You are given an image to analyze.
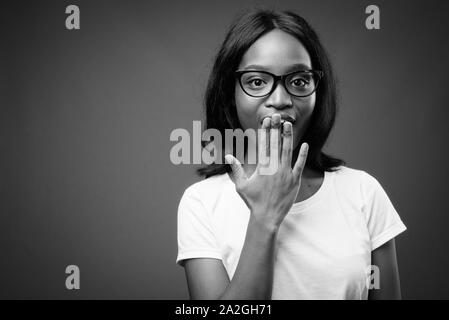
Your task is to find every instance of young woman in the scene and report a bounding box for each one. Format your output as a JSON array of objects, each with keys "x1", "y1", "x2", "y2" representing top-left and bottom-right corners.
[{"x1": 176, "y1": 9, "x2": 407, "y2": 300}]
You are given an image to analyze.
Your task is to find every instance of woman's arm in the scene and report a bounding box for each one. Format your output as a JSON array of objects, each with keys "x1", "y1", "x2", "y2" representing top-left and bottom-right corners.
[
  {"x1": 368, "y1": 238, "x2": 402, "y2": 299},
  {"x1": 184, "y1": 216, "x2": 278, "y2": 300},
  {"x1": 184, "y1": 116, "x2": 308, "y2": 300}
]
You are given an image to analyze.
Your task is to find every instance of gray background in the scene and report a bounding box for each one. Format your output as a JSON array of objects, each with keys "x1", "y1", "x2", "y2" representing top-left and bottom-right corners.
[{"x1": 1, "y1": 0, "x2": 448, "y2": 299}]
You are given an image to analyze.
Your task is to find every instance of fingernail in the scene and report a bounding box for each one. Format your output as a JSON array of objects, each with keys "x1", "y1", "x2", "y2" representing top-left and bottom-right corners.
[
  {"x1": 263, "y1": 117, "x2": 271, "y2": 127},
  {"x1": 303, "y1": 143, "x2": 309, "y2": 152},
  {"x1": 224, "y1": 154, "x2": 233, "y2": 164}
]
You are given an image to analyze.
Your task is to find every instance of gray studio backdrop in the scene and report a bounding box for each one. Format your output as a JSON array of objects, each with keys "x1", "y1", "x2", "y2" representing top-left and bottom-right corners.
[{"x1": 1, "y1": 0, "x2": 448, "y2": 299}]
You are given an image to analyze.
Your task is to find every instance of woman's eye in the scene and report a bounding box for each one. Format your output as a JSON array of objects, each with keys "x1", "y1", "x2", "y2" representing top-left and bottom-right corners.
[
  {"x1": 291, "y1": 78, "x2": 308, "y2": 87},
  {"x1": 248, "y1": 79, "x2": 265, "y2": 87}
]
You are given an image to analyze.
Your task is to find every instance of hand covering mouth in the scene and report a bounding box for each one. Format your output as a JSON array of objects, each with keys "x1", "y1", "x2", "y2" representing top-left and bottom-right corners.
[{"x1": 260, "y1": 114, "x2": 296, "y2": 125}]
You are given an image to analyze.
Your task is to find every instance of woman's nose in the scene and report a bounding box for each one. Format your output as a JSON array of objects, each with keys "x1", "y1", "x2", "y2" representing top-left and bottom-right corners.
[{"x1": 265, "y1": 82, "x2": 293, "y2": 110}]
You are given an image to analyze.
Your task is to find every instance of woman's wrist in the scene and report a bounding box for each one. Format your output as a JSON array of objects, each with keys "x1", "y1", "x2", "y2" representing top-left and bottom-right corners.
[{"x1": 248, "y1": 211, "x2": 280, "y2": 236}]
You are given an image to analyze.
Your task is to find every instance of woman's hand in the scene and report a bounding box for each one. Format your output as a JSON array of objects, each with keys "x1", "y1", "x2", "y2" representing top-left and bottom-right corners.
[{"x1": 225, "y1": 113, "x2": 309, "y2": 231}]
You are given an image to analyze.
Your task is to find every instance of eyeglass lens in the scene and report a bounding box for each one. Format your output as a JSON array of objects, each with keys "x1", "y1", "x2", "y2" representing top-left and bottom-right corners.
[{"x1": 240, "y1": 71, "x2": 318, "y2": 97}]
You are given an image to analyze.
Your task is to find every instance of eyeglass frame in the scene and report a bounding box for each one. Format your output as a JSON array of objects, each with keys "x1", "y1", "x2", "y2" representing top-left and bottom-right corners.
[{"x1": 234, "y1": 69, "x2": 324, "y2": 98}]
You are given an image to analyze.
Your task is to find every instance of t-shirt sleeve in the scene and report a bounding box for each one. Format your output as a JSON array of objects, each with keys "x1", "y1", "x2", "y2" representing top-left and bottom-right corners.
[
  {"x1": 361, "y1": 171, "x2": 407, "y2": 251},
  {"x1": 176, "y1": 186, "x2": 222, "y2": 267}
]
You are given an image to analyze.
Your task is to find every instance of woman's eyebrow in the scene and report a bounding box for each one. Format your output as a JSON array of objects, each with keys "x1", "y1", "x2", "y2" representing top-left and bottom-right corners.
[{"x1": 242, "y1": 63, "x2": 312, "y2": 72}]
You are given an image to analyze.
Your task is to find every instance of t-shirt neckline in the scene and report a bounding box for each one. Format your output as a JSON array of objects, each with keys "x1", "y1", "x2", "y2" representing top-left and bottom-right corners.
[{"x1": 290, "y1": 170, "x2": 331, "y2": 212}]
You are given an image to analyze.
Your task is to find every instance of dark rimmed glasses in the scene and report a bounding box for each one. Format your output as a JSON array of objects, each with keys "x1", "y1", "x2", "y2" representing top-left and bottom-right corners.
[{"x1": 235, "y1": 69, "x2": 324, "y2": 98}]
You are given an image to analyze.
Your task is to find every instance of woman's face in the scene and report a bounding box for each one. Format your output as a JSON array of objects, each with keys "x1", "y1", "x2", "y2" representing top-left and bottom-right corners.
[{"x1": 235, "y1": 29, "x2": 316, "y2": 150}]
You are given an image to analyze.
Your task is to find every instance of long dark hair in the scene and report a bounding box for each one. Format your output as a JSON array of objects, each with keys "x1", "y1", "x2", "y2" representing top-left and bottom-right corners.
[{"x1": 197, "y1": 9, "x2": 345, "y2": 178}]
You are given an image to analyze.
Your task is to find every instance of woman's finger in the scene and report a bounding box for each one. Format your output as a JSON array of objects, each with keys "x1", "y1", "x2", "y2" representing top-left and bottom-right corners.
[
  {"x1": 281, "y1": 121, "x2": 293, "y2": 168},
  {"x1": 292, "y1": 142, "x2": 309, "y2": 180},
  {"x1": 258, "y1": 117, "x2": 271, "y2": 166},
  {"x1": 270, "y1": 115, "x2": 281, "y2": 169},
  {"x1": 225, "y1": 154, "x2": 247, "y2": 186}
]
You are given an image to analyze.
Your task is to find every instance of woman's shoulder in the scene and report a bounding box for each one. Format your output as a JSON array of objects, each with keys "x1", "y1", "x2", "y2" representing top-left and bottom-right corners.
[
  {"x1": 181, "y1": 173, "x2": 232, "y2": 199},
  {"x1": 329, "y1": 165, "x2": 385, "y2": 195},
  {"x1": 330, "y1": 165, "x2": 372, "y2": 180}
]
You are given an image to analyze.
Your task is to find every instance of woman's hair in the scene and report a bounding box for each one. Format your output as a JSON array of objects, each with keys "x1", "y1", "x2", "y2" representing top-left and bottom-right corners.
[{"x1": 197, "y1": 8, "x2": 345, "y2": 178}]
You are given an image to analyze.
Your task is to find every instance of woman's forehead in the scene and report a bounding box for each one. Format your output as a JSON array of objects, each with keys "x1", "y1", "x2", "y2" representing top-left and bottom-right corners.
[{"x1": 238, "y1": 29, "x2": 312, "y2": 73}]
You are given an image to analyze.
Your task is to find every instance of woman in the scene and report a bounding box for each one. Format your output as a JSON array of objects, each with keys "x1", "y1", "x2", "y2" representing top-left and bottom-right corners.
[{"x1": 176, "y1": 9, "x2": 407, "y2": 300}]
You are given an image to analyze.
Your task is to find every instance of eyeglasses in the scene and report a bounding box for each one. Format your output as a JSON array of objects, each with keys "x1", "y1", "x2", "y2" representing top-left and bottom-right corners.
[{"x1": 235, "y1": 69, "x2": 324, "y2": 98}]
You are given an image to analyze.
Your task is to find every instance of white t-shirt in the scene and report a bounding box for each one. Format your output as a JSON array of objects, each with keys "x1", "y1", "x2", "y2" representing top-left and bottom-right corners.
[{"x1": 176, "y1": 166, "x2": 407, "y2": 299}]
